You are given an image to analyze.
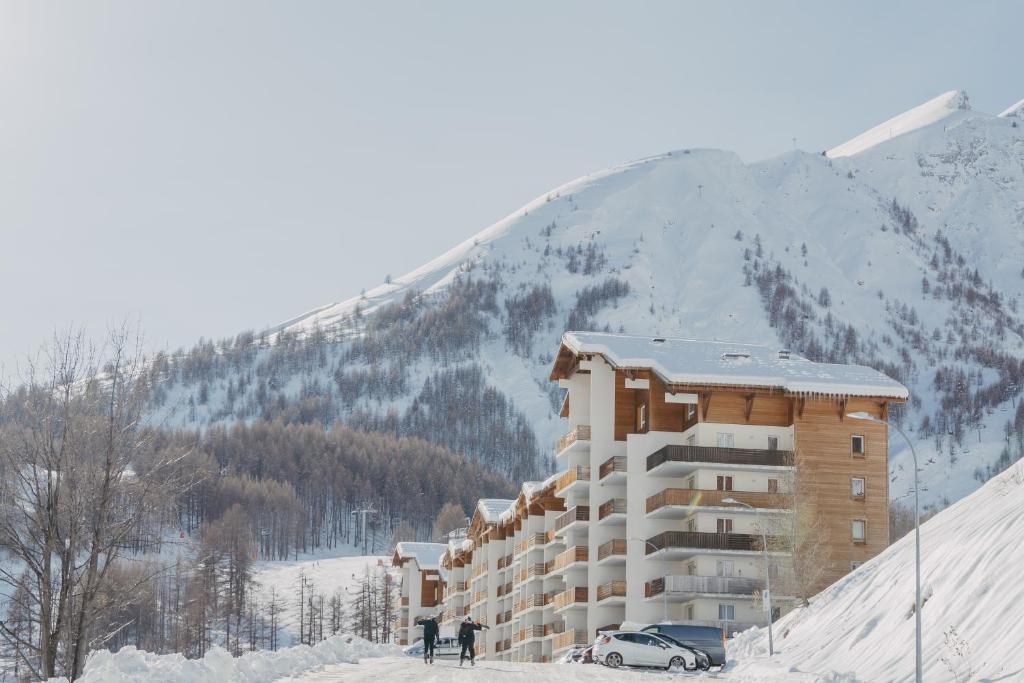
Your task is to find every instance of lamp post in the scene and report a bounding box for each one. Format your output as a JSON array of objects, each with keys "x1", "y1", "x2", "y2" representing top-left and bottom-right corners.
[
  {"x1": 628, "y1": 537, "x2": 668, "y2": 621},
  {"x1": 722, "y1": 498, "x2": 773, "y2": 656},
  {"x1": 847, "y1": 411, "x2": 921, "y2": 683}
]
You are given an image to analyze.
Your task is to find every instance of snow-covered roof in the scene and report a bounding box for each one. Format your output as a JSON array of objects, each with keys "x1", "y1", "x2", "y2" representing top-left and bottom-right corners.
[
  {"x1": 476, "y1": 498, "x2": 515, "y2": 524},
  {"x1": 498, "y1": 482, "x2": 546, "y2": 524},
  {"x1": 827, "y1": 90, "x2": 969, "y2": 158},
  {"x1": 394, "y1": 542, "x2": 447, "y2": 570},
  {"x1": 559, "y1": 331, "x2": 908, "y2": 400}
]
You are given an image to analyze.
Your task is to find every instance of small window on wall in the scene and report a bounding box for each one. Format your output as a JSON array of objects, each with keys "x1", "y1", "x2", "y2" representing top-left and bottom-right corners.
[
  {"x1": 716, "y1": 475, "x2": 734, "y2": 491},
  {"x1": 636, "y1": 403, "x2": 647, "y2": 432},
  {"x1": 717, "y1": 518, "x2": 733, "y2": 533},
  {"x1": 685, "y1": 604, "x2": 694, "y2": 620},
  {"x1": 852, "y1": 519, "x2": 866, "y2": 543},
  {"x1": 851, "y1": 477, "x2": 866, "y2": 499},
  {"x1": 768, "y1": 479, "x2": 779, "y2": 493},
  {"x1": 767, "y1": 436, "x2": 779, "y2": 451},
  {"x1": 686, "y1": 434, "x2": 696, "y2": 447},
  {"x1": 686, "y1": 476, "x2": 696, "y2": 490},
  {"x1": 687, "y1": 404, "x2": 697, "y2": 421},
  {"x1": 852, "y1": 435, "x2": 865, "y2": 456},
  {"x1": 686, "y1": 518, "x2": 697, "y2": 532},
  {"x1": 718, "y1": 604, "x2": 735, "y2": 621},
  {"x1": 716, "y1": 560, "x2": 734, "y2": 577},
  {"x1": 717, "y1": 432, "x2": 735, "y2": 448}
]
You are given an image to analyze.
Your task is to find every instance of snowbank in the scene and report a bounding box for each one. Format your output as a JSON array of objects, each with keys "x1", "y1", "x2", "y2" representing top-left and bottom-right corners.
[{"x1": 52, "y1": 635, "x2": 394, "y2": 683}]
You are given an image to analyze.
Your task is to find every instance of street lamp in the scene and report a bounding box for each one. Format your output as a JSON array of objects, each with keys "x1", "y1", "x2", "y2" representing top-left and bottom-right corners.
[
  {"x1": 628, "y1": 537, "x2": 668, "y2": 621},
  {"x1": 848, "y1": 410, "x2": 922, "y2": 683},
  {"x1": 722, "y1": 498, "x2": 773, "y2": 656}
]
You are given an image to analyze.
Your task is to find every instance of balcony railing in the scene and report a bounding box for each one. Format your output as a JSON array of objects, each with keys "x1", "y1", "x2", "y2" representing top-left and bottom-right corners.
[
  {"x1": 553, "y1": 505, "x2": 590, "y2": 532},
  {"x1": 599, "y1": 455, "x2": 627, "y2": 480},
  {"x1": 598, "y1": 498, "x2": 627, "y2": 520},
  {"x1": 646, "y1": 488, "x2": 791, "y2": 514},
  {"x1": 646, "y1": 574, "x2": 764, "y2": 597},
  {"x1": 596, "y1": 580, "x2": 627, "y2": 602},
  {"x1": 597, "y1": 538, "x2": 627, "y2": 561},
  {"x1": 555, "y1": 466, "x2": 591, "y2": 493},
  {"x1": 553, "y1": 586, "x2": 588, "y2": 610},
  {"x1": 550, "y1": 546, "x2": 588, "y2": 572},
  {"x1": 553, "y1": 628, "x2": 588, "y2": 650},
  {"x1": 400, "y1": 596, "x2": 409, "y2": 606},
  {"x1": 544, "y1": 621, "x2": 566, "y2": 636},
  {"x1": 514, "y1": 593, "x2": 550, "y2": 613},
  {"x1": 519, "y1": 625, "x2": 546, "y2": 641},
  {"x1": 647, "y1": 444, "x2": 793, "y2": 471},
  {"x1": 557, "y1": 425, "x2": 591, "y2": 453},
  {"x1": 646, "y1": 531, "x2": 785, "y2": 554}
]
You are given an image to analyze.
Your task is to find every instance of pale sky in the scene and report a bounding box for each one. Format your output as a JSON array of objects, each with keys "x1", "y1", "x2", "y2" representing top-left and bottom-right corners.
[{"x1": 2, "y1": 1, "x2": 1022, "y2": 373}]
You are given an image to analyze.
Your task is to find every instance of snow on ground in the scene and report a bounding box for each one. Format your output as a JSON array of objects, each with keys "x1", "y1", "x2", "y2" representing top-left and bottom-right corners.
[
  {"x1": 251, "y1": 549, "x2": 391, "y2": 647},
  {"x1": 730, "y1": 460, "x2": 1024, "y2": 682},
  {"x1": 827, "y1": 90, "x2": 968, "y2": 158}
]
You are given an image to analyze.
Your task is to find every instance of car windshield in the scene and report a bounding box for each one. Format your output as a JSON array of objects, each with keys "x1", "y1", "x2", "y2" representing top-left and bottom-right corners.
[{"x1": 650, "y1": 633, "x2": 689, "y2": 650}]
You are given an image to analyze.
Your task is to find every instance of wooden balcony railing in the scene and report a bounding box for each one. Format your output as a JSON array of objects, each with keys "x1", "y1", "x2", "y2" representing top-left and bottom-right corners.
[
  {"x1": 555, "y1": 466, "x2": 590, "y2": 493},
  {"x1": 647, "y1": 444, "x2": 794, "y2": 471},
  {"x1": 520, "y1": 625, "x2": 545, "y2": 641},
  {"x1": 503, "y1": 609, "x2": 511, "y2": 623},
  {"x1": 645, "y1": 530, "x2": 785, "y2": 553},
  {"x1": 597, "y1": 538, "x2": 627, "y2": 561},
  {"x1": 550, "y1": 546, "x2": 588, "y2": 572},
  {"x1": 544, "y1": 621, "x2": 566, "y2": 636},
  {"x1": 598, "y1": 498, "x2": 627, "y2": 520},
  {"x1": 553, "y1": 505, "x2": 590, "y2": 532},
  {"x1": 501, "y1": 638, "x2": 511, "y2": 651},
  {"x1": 557, "y1": 425, "x2": 591, "y2": 453},
  {"x1": 526, "y1": 532, "x2": 547, "y2": 549},
  {"x1": 514, "y1": 593, "x2": 551, "y2": 613},
  {"x1": 646, "y1": 488, "x2": 792, "y2": 514},
  {"x1": 596, "y1": 580, "x2": 627, "y2": 602},
  {"x1": 553, "y1": 628, "x2": 588, "y2": 650},
  {"x1": 553, "y1": 586, "x2": 588, "y2": 610},
  {"x1": 599, "y1": 455, "x2": 627, "y2": 480},
  {"x1": 472, "y1": 590, "x2": 487, "y2": 604},
  {"x1": 400, "y1": 596, "x2": 409, "y2": 606}
]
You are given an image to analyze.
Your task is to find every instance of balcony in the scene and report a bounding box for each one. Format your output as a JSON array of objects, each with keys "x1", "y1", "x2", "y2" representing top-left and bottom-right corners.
[
  {"x1": 599, "y1": 455, "x2": 627, "y2": 484},
  {"x1": 517, "y1": 562, "x2": 547, "y2": 583},
  {"x1": 598, "y1": 498, "x2": 627, "y2": 525},
  {"x1": 518, "y1": 625, "x2": 546, "y2": 643},
  {"x1": 543, "y1": 621, "x2": 565, "y2": 637},
  {"x1": 646, "y1": 488, "x2": 792, "y2": 518},
  {"x1": 400, "y1": 596, "x2": 409, "y2": 607},
  {"x1": 553, "y1": 628, "x2": 588, "y2": 651},
  {"x1": 597, "y1": 538, "x2": 627, "y2": 565},
  {"x1": 553, "y1": 505, "x2": 590, "y2": 534},
  {"x1": 596, "y1": 580, "x2": 627, "y2": 604},
  {"x1": 556, "y1": 424, "x2": 591, "y2": 457},
  {"x1": 553, "y1": 586, "x2": 588, "y2": 613},
  {"x1": 514, "y1": 593, "x2": 550, "y2": 614},
  {"x1": 645, "y1": 531, "x2": 786, "y2": 559},
  {"x1": 647, "y1": 444, "x2": 794, "y2": 476},
  {"x1": 555, "y1": 466, "x2": 591, "y2": 496},
  {"x1": 471, "y1": 590, "x2": 487, "y2": 605},
  {"x1": 549, "y1": 546, "x2": 588, "y2": 575},
  {"x1": 646, "y1": 574, "x2": 764, "y2": 601}
]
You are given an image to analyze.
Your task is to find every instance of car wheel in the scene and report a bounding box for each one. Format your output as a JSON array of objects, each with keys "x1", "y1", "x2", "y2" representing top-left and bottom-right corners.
[
  {"x1": 604, "y1": 652, "x2": 623, "y2": 668},
  {"x1": 669, "y1": 656, "x2": 685, "y2": 670}
]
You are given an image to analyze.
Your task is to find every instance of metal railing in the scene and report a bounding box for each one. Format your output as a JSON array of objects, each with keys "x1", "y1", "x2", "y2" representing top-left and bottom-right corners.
[
  {"x1": 646, "y1": 574, "x2": 764, "y2": 597},
  {"x1": 647, "y1": 444, "x2": 793, "y2": 471},
  {"x1": 645, "y1": 530, "x2": 784, "y2": 553}
]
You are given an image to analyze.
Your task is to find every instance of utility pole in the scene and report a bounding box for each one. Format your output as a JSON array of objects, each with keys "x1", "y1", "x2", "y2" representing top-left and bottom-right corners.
[{"x1": 352, "y1": 507, "x2": 377, "y2": 555}]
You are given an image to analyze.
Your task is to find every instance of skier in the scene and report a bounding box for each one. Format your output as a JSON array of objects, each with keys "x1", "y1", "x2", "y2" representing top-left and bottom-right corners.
[
  {"x1": 457, "y1": 616, "x2": 489, "y2": 666},
  {"x1": 414, "y1": 613, "x2": 441, "y2": 664}
]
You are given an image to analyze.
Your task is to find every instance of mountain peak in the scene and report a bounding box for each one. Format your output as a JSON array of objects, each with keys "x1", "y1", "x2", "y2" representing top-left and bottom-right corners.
[
  {"x1": 998, "y1": 97, "x2": 1024, "y2": 118},
  {"x1": 827, "y1": 90, "x2": 969, "y2": 159}
]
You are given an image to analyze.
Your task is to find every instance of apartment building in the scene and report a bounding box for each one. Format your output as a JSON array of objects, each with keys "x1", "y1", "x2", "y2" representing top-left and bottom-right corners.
[
  {"x1": 392, "y1": 542, "x2": 447, "y2": 646},
  {"x1": 437, "y1": 331, "x2": 908, "y2": 662}
]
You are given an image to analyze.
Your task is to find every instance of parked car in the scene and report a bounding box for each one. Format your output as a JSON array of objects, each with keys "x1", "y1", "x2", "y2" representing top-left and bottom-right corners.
[
  {"x1": 592, "y1": 630, "x2": 698, "y2": 670},
  {"x1": 557, "y1": 645, "x2": 595, "y2": 664},
  {"x1": 641, "y1": 623, "x2": 726, "y2": 667},
  {"x1": 402, "y1": 636, "x2": 461, "y2": 659},
  {"x1": 650, "y1": 632, "x2": 712, "y2": 670}
]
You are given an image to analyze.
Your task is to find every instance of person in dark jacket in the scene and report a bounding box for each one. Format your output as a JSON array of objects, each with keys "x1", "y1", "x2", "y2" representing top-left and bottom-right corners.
[
  {"x1": 457, "y1": 616, "x2": 489, "y2": 666},
  {"x1": 415, "y1": 614, "x2": 441, "y2": 664}
]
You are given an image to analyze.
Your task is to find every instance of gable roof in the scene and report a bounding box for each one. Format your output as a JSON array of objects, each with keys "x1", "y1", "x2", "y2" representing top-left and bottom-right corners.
[{"x1": 393, "y1": 542, "x2": 448, "y2": 570}]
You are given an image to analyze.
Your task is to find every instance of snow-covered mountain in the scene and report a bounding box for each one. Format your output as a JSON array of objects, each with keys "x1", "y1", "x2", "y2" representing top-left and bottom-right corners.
[
  {"x1": 729, "y1": 460, "x2": 1024, "y2": 682},
  {"x1": 150, "y1": 90, "x2": 1024, "y2": 510}
]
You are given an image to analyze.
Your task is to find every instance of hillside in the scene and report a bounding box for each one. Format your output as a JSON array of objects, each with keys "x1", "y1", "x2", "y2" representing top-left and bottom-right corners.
[
  {"x1": 147, "y1": 90, "x2": 1024, "y2": 513},
  {"x1": 729, "y1": 460, "x2": 1024, "y2": 682}
]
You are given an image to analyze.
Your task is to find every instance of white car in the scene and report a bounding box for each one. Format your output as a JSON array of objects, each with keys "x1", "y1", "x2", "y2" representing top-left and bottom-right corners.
[
  {"x1": 592, "y1": 630, "x2": 699, "y2": 670},
  {"x1": 402, "y1": 636, "x2": 461, "y2": 659}
]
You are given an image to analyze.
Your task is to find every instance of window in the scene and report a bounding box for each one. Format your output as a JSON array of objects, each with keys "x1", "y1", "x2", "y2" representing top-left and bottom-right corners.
[
  {"x1": 717, "y1": 432, "x2": 735, "y2": 448},
  {"x1": 687, "y1": 404, "x2": 697, "y2": 421},
  {"x1": 686, "y1": 562, "x2": 696, "y2": 575},
  {"x1": 686, "y1": 518, "x2": 696, "y2": 532},
  {"x1": 716, "y1": 560, "x2": 734, "y2": 577},
  {"x1": 852, "y1": 435, "x2": 865, "y2": 456},
  {"x1": 716, "y1": 475, "x2": 734, "y2": 491},
  {"x1": 636, "y1": 634, "x2": 661, "y2": 647},
  {"x1": 767, "y1": 436, "x2": 779, "y2": 451},
  {"x1": 768, "y1": 479, "x2": 779, "y2": 493},
  {"x1": 685, "y1": 604, "x2": 694, "y2": 620},
  {"x1": 851, "y1": 477, "x2": 866, "y2": 498},
  {"x1": 852, "y1": 519, "x2": 866, "y2": 543},
  {"x1": 686, "y1": 476, "x2": 696, "y2": 490},
  {"x1": 686, "y1": 434, "x2": 696, "y2": 447},
  {"x1": 636, "y1": 403, "x2": 647, "y2": 432},
  {"x1": 718, "y1": 604, "x2": 736, "y2": 621},
  {"x1": 717, "y1": 518, "x2": 733, "y2": 533}
]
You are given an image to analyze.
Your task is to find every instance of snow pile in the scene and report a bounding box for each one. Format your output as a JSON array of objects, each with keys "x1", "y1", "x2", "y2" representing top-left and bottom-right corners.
[
  {"x1": 827, "y1": 90, "x2": 969, "y2": 158},
  {"x1": 51, "y1": 635, "x2": 393, "y2": 683},
  {"x1": 998, "y1": 97, "x2": 1024, "y2": 118},
  {"x1": 729, "y1": 461, "x2": 1024, "y2": 682}
]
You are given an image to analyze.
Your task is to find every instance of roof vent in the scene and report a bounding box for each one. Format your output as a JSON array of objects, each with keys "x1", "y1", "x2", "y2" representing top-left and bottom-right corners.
[
  {"x1": 651, "y1": 338, "x2": 666, "y2": 344},
  {"x1": 778, "y1": 349, "x2": 792, "y2": 360},
  {"x1": 722, "y1": 352, "x2": 751, "y2": 361}
]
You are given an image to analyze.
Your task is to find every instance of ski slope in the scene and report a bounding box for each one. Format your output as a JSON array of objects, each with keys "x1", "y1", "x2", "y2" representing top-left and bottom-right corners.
[{"x1": 730, "y1": 460, "x2": 1024, "y2": 682}]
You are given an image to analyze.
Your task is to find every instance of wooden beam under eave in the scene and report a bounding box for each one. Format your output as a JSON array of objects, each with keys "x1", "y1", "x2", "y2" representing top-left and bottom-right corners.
[{"x1": 744, "y1": 394, "x2": 755, "y2": 422}]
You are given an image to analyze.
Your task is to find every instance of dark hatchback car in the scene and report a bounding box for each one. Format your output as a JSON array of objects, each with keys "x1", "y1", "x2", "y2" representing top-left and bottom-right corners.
[{"x1": 641, "y1": 623, "x2": 726, "y2": 667}]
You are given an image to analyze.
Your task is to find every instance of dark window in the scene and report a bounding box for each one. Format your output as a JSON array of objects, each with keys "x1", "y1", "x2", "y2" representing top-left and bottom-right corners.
[
  {"x1": 768, "y1": 479, "x2": 779, "y2": 493},
  {"x1": 717, "y1": 518, "x2": 733, "y2": 533},
  {"x1": 767, "y1": 436, "x2": 779, "y2": 450},
  {"x1": 716, "y1": 475, "x2": 733, "y2": 491},
  {"x1": 852, "y1": 435, "x2": 865, "y2": 455}
]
